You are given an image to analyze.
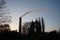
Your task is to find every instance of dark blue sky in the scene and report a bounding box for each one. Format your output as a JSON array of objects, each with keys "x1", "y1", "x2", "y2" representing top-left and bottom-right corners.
[{"x1": 6, "y1": 0, "x2": 60, "y2": 32}]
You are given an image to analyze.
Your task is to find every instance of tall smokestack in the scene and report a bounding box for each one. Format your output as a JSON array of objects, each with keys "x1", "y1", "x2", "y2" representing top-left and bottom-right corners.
[
  {"x1": 41, "y1": 17, "x2": 45, "y2": 33},
  {"x1": 19, "y1": 17, "x2": 22, "y2": 33}
]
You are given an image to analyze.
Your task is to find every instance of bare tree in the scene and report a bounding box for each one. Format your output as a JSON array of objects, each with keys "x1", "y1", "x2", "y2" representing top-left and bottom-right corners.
[
  {"x1": 0, "y1": 0, "x2": 12, "y2": 24},
  {"x1": 23, "y1": 22, "x2": 31, "y2": 34},
  {"x1": 0, "y1": 0, "x2": 12, "y2": 31},
  {"x1": 0, "y1": 24, "x2": 10, "y2": 31}
]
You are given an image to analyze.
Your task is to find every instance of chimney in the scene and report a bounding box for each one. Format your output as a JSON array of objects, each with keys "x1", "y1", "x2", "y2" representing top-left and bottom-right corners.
[
  {"x1": 41, "y1": 17, "x2": 45, "y2": 33},
  {"x1": 19, "y1": 17, "x2": 22, "y2": 33}
]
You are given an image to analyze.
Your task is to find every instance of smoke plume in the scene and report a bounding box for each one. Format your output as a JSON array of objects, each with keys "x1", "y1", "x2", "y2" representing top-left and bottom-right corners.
[{"x1": 21, "y1": 8, "x2": 48, "y2": 17}]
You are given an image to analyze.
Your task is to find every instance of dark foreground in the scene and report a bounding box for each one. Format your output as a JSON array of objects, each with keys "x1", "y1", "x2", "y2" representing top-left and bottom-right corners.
[{"x1": 0, "y1": 31, "x2": 60, "y2": 40}]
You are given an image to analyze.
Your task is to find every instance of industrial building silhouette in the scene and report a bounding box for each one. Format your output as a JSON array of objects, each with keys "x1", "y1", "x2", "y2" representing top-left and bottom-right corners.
[
  {"x1": 0, "y1": 17, "x2": 60, "y2": 40},
  {"x1": 19, "y1": 17, "x2": 45, "y2": 34}
]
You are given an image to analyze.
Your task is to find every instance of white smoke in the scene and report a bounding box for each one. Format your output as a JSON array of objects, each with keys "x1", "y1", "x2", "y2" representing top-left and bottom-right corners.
[{"x1": 21, "y1": 8, "x2": 48, "y2": 17}]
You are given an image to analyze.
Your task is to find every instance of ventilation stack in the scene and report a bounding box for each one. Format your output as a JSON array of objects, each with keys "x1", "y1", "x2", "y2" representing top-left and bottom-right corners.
[
  {"x1": 41, "y1": 17, "x2": 45, "y2": 33},
  {"x1": 19, "y1": 17, "x2": 22, "y2": 33}
]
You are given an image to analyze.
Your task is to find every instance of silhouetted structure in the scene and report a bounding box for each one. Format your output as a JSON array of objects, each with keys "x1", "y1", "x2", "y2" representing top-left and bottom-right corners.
[
  {"x1": 22, "y1": 17, "x2": 45, "y2": 35},
  {"x1": 28, "y1": 17, "x2": 42, "y2": 34},
  {"x1": 19, "y1": 17, "x2": 42, "y2": 34},
  {"x1": 19, "y1": 17, "x2": 22, "y2": 33},
  {"x1": 0, "y1": 16, "x2": 59, "y2": 40},
  {"x1": 37, "y1": 17, "x2": 41, "y2": 34},
  {"x1": 41, "y1": 17, "x2": 45, "y2": 33},
  {"x1": 29, "y1": 21, "x2": 35, "y2": 34},
  {"x1": 35, "y1": 19, "x2": 40, "y2": 34}
]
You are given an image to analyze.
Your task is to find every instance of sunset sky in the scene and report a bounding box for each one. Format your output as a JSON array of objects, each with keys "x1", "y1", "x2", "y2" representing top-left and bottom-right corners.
[{"x1": 6, "y1": 0, "x2": 60, "y2": 32}]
